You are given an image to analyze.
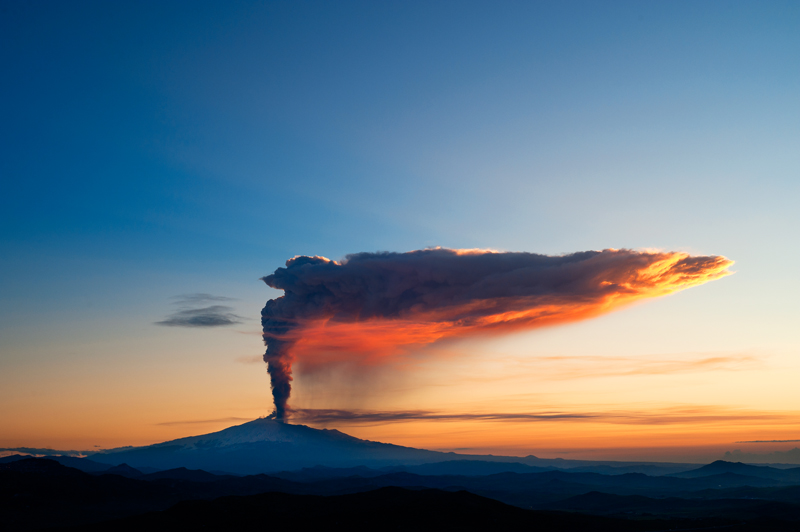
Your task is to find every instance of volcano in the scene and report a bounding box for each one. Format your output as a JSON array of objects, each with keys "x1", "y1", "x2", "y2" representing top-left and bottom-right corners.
[{"x1": 89, "y1": 418, "x2": 457, "y2": 474}]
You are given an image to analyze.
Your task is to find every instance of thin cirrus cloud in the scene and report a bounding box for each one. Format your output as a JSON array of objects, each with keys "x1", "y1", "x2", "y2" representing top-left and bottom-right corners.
[
  {"x1": 155, "y1": 417, "x2": 251, "y2": 427},
  {"x1": 522, "y1": 353, "x2": 760, "y2": 380},
  {"x1": 260, "y1": 247, "x2": 734, "y2": 419},
  {"x1": 156, "y1": 293, "x2": 244, "y2": 328},
  {"x1": 290, "y1": 406, "x2": 795, "y2": 426},
  {"x1": 438, "y1": 352, "x2": 760, "y2": 385},
  {"x1": 735, "y1": 439, "x2": 800, "y2": 443}
]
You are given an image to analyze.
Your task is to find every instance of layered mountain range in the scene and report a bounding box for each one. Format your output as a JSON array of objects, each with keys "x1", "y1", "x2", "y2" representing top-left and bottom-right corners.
[{"x1": 7, "y1": 419, "x2": 800, "y2": 530}]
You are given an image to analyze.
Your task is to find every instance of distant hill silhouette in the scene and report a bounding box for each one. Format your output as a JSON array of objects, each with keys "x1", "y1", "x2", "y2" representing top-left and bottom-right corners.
[
  {"x1": 672, "y1": 460, "x2": 800, "y2": 483},
  {"x1": 723, "y1": 447, "x2": 800, "y2": 465},
  {"x1": 103, "y1": 463, "x2": 143, "y2": 478},
  {"x1": 0, "y1": 453, "x2": 114, "y2": 472}
]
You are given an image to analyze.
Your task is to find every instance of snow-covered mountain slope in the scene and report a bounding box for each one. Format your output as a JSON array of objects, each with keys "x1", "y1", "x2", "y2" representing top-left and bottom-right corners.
[{"x1": 90, "y1": 418, "x2": 453, "y2": 474}]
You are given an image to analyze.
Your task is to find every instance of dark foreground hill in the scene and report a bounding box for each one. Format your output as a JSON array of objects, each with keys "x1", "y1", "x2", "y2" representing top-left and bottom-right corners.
[
  {"x1": 76, "y1": 487, "x2": 734, "y2": 532},
  {"x1": 8, "y1": 457, "x2": 800, "y2": 531},
  {"x1": 0, "y1": 458, "x2": 305, "y2": 530}
]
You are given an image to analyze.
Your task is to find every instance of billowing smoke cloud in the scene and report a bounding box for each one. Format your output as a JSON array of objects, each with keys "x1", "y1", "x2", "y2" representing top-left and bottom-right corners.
[{"x1": 261, "y1": 248, "x2": 732, "y2": 419}]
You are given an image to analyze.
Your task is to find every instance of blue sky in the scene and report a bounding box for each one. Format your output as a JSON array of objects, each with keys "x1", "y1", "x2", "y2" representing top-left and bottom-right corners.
[{"x1": 1, "y1": 1, "x2": 799, "y2": 456}]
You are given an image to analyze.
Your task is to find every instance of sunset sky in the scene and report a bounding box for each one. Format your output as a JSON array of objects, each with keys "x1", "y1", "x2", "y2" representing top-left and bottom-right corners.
[{"x1": 2, "y1": 1, "x2": 799, "y2": 462}]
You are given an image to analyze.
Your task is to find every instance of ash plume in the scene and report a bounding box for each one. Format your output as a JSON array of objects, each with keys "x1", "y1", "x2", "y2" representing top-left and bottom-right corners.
[{"x1": 261, "y1": 248, "x2": 732, "y2": 419}]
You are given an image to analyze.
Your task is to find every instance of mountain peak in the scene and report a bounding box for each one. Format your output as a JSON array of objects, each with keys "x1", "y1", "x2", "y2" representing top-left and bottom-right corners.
[
  {"x1": 89, "y1": 417, "x2": 443, "y2": 474},
  {"x1": 131, "y1": 417, "x2": 360, "y2": 451}
]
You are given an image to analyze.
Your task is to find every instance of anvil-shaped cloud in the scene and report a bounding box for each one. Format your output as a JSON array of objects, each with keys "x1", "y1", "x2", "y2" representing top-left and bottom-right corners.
[{"x1": 261, "y1": 248, "x2": 733, "y2": 419}]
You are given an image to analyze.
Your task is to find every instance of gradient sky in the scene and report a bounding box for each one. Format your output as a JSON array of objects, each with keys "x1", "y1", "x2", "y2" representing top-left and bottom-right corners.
[{"x1": 1, "y1": 0, "x2": 799, "y2": 462}]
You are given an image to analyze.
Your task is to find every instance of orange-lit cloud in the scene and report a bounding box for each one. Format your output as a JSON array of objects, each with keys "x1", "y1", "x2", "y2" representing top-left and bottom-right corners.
[{"x1": 261, "y1": 248, "x2": 733, "y2": 418}]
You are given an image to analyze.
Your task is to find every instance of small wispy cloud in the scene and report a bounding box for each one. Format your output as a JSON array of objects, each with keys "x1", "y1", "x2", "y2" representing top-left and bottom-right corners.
[
  {"x1": 156, "y1": 293, "x2": 244, "y2": 328},
  {"x1": 156, "y1": 305, "x2": 244, "y2": 327}
]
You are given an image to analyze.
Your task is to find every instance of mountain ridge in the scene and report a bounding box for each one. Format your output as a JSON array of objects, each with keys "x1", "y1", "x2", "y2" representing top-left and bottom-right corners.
[
  {"x1": 9, "y1": 419, "x2": 761, "y2": 476},
  {"x1": 88, "y1": 418, "x2": 722, "y2": 475},
  {"x1": 76, "y1": 418, "x2": 716, "y2": 475}
]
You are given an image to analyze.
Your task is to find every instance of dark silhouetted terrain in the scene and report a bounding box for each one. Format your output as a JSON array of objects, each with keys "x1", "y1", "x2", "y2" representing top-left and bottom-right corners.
[
  {"x1": 7, "y1": 422, "x2": 800, "y2": 531},
  {"x1": 75, "y1": 487, "x2": 739, "y2": 532},
  {"x1": 7, "y1": 456, "x2": 800, "y2": 531}
]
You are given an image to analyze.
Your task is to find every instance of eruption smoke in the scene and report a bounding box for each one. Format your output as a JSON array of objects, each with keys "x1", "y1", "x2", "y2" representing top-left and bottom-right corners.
[{"x1": 261, "y1": 248, "x2": 732, "y2": 419}]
